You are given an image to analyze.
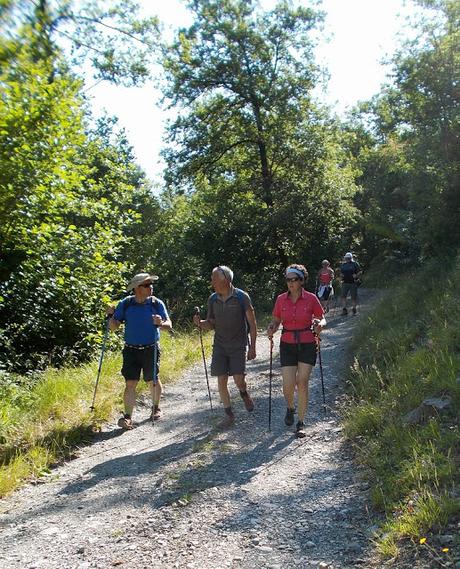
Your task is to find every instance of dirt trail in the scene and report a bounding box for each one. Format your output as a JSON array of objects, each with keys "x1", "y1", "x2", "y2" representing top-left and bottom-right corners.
[{"x1": 0, "y1": 291, "x2": 381, "y2": 569}]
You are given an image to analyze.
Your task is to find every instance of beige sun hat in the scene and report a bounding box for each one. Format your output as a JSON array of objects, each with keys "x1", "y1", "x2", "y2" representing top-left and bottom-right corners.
[{"x1": 127, "y1": 272, "x2": 159, "y2": 291}]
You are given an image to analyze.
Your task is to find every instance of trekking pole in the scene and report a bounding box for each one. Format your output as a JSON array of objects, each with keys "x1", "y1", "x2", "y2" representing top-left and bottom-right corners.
[
  {"x1": 90, "y1": 315, "x2": 111, "y2": 412},
  {"x1": 194, "y1": 307, "x2": 213, "y2": 411},
  {"x1": 316, "y1": 333, "x2": 326, "y2": 412},
  {"x1": 153, "y1": 325, "x2": 158, "y2": 386},
  {"x1": 268, "y1": 336, "x2": 273, "y2": 432}
]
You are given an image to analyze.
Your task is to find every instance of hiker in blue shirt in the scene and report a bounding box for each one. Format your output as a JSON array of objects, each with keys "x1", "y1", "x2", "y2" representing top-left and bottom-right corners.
[
  {"x1": 194, "y1": 265, "x2": 257, "y2": 428},
  {"x1": 107, "y1": 272, "x2": 172, "y2": 430}
]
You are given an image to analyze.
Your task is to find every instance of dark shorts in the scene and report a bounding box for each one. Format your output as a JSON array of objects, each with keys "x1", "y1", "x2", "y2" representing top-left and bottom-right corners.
[
  {"x1": 211, "y1": 344, "x2": 246, "y2": 376},
  {"x1": 280, "y1": 341, "x2": 317, "y2": 367},
  {"x1": 318, "y1": 285, "x2": 333, "y2": 300},
  {"x1": 342, "y1": 282, "x2": 358, "y2": 300},
  {"x1": 121, "y1": 344, "x2": 160, "y2": 381}
]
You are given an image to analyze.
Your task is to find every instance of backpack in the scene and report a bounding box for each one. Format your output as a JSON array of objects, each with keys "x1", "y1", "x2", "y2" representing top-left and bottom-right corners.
[{"x1": 210, "y1": 288, "x2": 250, "y2": 342}]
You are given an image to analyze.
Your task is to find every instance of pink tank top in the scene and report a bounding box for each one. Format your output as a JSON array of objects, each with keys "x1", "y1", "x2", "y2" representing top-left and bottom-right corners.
[{"x1": 319, "y1": 269, "x2": 333, "y2": 285}]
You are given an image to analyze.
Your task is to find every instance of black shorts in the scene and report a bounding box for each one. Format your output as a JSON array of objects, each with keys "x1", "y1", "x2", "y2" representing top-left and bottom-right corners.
[
  {"x1": 121, "y1": 344, "x2": 160, "y2": 381},
  {"x1": 280, "y1": 341, "x2": 317, "y2": 367}
]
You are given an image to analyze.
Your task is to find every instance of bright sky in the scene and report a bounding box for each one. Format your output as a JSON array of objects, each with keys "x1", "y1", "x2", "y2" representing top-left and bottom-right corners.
[{"x1": 86, "y1": 0, "x2": 416, "y2": 183}]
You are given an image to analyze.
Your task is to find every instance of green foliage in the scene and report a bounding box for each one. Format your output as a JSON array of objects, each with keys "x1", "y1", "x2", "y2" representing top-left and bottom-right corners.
[
  {"x1": 348, "y1": 0, "x2": 460, "y2": 266},
  {"x1": 0, "y1": 0, "x2": 160, "y2": 86},
  {"x1": 345, "y1": 256, "x2": 460, "y2": 556},
  {"x1": 0, "y1": 17, "x2": 161, "y2": 372}
]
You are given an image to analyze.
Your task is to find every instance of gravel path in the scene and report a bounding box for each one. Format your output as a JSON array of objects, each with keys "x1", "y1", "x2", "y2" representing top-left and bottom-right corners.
[{"x1": 0, "y1": 291, "x2": 381, "y2": 569}]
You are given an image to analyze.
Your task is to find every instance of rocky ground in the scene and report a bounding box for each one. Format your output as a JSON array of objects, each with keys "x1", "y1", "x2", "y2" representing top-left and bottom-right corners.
[{"x1": 0, "y1": 290, "x2": 443, "y2": 569}]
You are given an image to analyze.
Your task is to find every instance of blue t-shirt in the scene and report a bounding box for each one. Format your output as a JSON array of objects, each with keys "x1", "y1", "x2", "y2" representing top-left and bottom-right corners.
[{"x1": 113, "y1": 296, "x2": 168, "y2": 345}]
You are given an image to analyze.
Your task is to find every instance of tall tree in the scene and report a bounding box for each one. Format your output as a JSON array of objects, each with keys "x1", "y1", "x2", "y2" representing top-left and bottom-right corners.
[
  {"x1": 159, "y1": 0, "x2": 359, "y2": 305},
  {"x1": 350, "y1": 0, "x2": 459, "y2": 261}
]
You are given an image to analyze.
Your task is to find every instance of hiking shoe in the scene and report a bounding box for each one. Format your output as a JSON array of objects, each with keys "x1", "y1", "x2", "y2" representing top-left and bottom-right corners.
[
  {"x1": 295, "y1": 421, "x2": 306, "y2": 438},
  {"x1": 352, "y1": 307, "x2": 357, "y2": 315},
  {"x1": 218, "y1": 410, "x2": 235, "y2": 429},
  {"x1": 342, "y1": 307, "x2": 348, "y2": 315},
  {"x1": 284, "y1": 407, "x2": 295, "y2": 426},
  {"x1": 117, "y1": 415, "x2": 133, "y2": 430},
  {"x1": 151, "y1": 405, "x2": 162, "y2": 421},
  {"x1": 240, "y1": 391, "x2": 254, "y2": 412}
]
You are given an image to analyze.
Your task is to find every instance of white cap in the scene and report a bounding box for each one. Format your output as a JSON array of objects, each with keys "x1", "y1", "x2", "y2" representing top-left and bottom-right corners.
[{"x1": 127, "y1": 272, "x2": 159, "y2": 291}]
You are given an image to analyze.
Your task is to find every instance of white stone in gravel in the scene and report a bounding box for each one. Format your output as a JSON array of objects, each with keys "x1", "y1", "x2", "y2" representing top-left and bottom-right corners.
[
  {"x1": 257, "y1": 545, "x2": 273, "y2": 553},
  {"x1": 41, "y1": 527, "x2": 60, "y2": 536},
  {"x1": 305, "y1": 541, "x2": 316, "y2": 548}
]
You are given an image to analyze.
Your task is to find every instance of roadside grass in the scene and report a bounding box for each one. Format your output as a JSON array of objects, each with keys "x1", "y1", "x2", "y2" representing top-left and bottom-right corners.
[
  {"x1": 344, "y1": 257, "x2": 460, "y2": 558},
  {"x1": 0, "y1": 328, "x2": 212, "y2": 497}
]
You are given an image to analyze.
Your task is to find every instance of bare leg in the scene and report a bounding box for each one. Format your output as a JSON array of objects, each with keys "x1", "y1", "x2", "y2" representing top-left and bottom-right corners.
[
  {"x1": 233, "y1": 373, "x2": 247, "y2": 392},
  {"x1": 149, "y1": 379, "x2": 163, "y2": 406},
  {"x1": 282, "y1": 366, "x2": 297, "y2": 409},
  {"x1": 217, "y1": 375, "x2": 231, "y2": 408},
  {"x1": 296, "y1": 363, "x2": 313, "y2": 422},
  {"x1": 123, "y1": 380, "x2": 139, "y2": 417}
]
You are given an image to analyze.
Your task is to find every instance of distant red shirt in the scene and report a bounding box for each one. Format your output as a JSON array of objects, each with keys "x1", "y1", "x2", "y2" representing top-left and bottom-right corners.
[
  {"x1": 273, "y1": 289, "x2": 324, "y2": 344},
  {"x1": 318, "y1": 268, "x2": 334, "y2": 285}
]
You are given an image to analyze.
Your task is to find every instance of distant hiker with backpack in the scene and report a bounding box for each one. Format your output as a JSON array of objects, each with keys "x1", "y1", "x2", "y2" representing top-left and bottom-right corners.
[
  {"x1": 267, "y1": 264, "x2": 326, "y2": 438},
  {"x1": 193, "y1": 265, "x2": 257, "y2": 428},
  {"x1": 107, "y1": 272, "x2": 172, "y2": 430},
  {"x1": 316, "y1": 259, "x2": 335, "y2": 312},
  {"x1": 340, "y1": 252, "x2": 362, "y2": 315}
]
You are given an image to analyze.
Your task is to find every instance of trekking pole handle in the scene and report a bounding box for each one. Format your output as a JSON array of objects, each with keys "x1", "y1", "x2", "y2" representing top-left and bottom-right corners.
[
  {"x1": 193, "y1": 306, "x2": 202, "y2": 328},
  {"x1": 311, "y1": 319, "x2": 323, "y2": 338}
]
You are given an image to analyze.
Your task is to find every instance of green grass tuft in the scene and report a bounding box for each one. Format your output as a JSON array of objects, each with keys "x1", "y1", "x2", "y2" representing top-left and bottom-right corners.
[{"x1": 345, "y1": 256, "x2": 460, "y2": 558}]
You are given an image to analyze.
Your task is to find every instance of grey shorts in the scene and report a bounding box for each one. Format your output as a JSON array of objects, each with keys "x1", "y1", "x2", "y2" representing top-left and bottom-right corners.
[
  {"x1": 342, "y1": 283, "x2": 358, "y2": 300},
  {"x1": 211, "y1": 344, "x2": 246, "y2": 377},
  {"x1": 121, "y1": 344, "x2": 160, "y2": 381}
]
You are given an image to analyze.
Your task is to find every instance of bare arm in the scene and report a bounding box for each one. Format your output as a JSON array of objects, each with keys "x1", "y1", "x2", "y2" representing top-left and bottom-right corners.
[{"x1": 246, "y1": 306, "x2": 257, "y2": 359}]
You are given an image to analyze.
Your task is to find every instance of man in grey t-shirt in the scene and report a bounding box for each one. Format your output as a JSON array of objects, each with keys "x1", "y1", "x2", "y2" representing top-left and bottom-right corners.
[{"x1": 194, "y1": 265, "x2": 257, "y2": 427}]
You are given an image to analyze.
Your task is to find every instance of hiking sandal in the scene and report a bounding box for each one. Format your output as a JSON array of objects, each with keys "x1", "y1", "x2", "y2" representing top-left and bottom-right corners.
[
  {"x1": 295, "y1": 421, "x2": 306, "y2": 438},
  {"x1": 117, "y1": 416, "x2": 134, "y2": 430},
  {"x1": 284, "y1": 407, "x2": 295, "y2": 426},
  {"x1": 240, "y1": 391, "x2": 254, "y2": 412},
  {"x1": 151, "y1": 405, "x2": 162, "y2": 421}
]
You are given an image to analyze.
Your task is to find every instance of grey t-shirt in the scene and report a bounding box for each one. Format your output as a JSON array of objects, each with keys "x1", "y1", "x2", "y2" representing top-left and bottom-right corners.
[{"x1": 207, "y1": 288, "x2": 252, "y2": 349}]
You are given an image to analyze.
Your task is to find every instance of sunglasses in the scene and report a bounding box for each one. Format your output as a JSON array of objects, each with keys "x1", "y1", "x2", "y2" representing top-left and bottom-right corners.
[
  {"x1": 139, "y1": 282, "x2": 153, "y2": 289},
  {"x1": 286, "y1": 277, "x2": 301, "y2": 283}
]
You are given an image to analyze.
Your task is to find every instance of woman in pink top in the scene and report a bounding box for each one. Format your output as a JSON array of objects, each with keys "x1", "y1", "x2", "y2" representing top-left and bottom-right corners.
[
  {"x1": 267, "y1": 264, "x2": 326, "y2": 438},
  {"x1": 316, "y1": 259, "x2": 335, "y2": 312}
]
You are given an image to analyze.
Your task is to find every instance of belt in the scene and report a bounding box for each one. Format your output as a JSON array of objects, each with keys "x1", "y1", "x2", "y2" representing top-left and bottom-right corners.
[
  {"x1": 125, "y1": 343, "x2": 156, "y2": 350},
  {"x1": 282, "y1": 326, "x2": 313, "y2": 344}
]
